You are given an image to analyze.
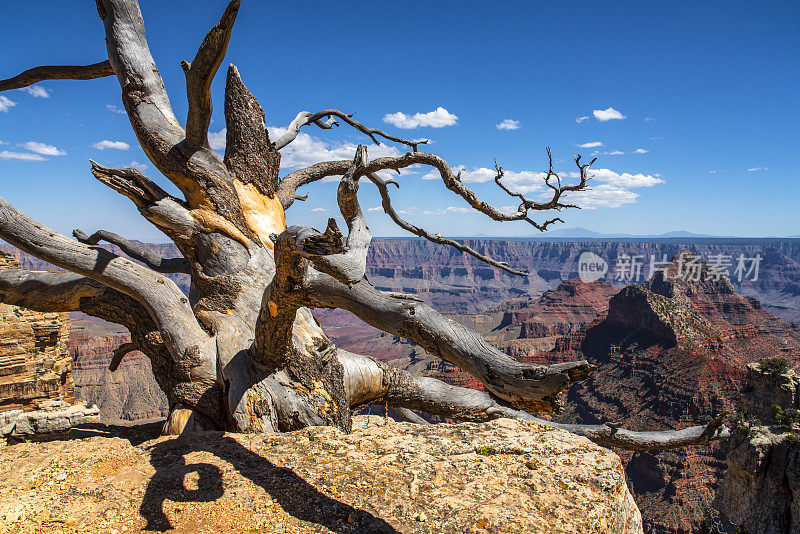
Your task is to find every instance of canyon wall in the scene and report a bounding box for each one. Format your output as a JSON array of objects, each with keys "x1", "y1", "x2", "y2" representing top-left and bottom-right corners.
[{"x1": 0, "y1": 253, "x2": 73, "y2": 412}]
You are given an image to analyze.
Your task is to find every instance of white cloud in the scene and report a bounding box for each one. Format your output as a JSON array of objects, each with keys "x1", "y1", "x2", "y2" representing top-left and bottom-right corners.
[
  {"x1": 562, "y1": 184, "x2": 639, "y2": 209},
  {"x1": 106, "y1": 104, "x2": 126, "y2": 114},
  {"x1": 0, "y1": 96, "x2": 16, "y2": 112},
  {"x1": 575, "y1": 116, "x2": 589, "y2": 123},
  {"x1": 208, "y1": 128, "x2": 227, "y2": 150},
  {"x1": 590, "y1": 168, "x2": 663, "y2": 188},
  {"x1": 21, "y1": 141, "x2": 65, "y2": 156},
  {"x1": 266, "y1": 127, "x2": 404, "y2": 172},
  {"x1": 708, "y1": 170, "x2": 720, "y2": 174},
  {"x1": 128, "y1": 161, "x2": 148, "y2": 171},
  {"x1": 644, "y1": 116, "x2": 655, "y2": 122},
  {"x1": 746, "y1": 167, "x2": 767, "y2": 172},
  {"x1": 367, "y1": 206, "x2": 383, "y2": 212},
  {"x1": 310, "y1": 207, "x2": 329, "y2": 213},
  {"x1": 423, "y1": 206, "x2": 473, "y2": 215},
  {"x1": 632, "y1": 148, "x2": 649, "y2": 154},
  {"x1": 20, "y1": 86, "x2": 49, "y2": 98},
  {"x1": 91, "y1": 140, "x2": 130, "y2": 150},
  {"x1": 422, "y1": 166, "x2": 546, "y2": 194},
  {"x1": 578, "y1": 141, "x2": 603, "y2": 148},
  {"x1": 593, "y1": 107, "x2": 626, "y2": 122},
  {"x1": 383, "y1": 107, "x2": 458, "y2": 129},
  {"x1": 607, "y1": 150, "x2": 625, "y2": 155},
  {"x1": 496, "y1": 119, "x2": 520, "y2": 130},
  {"x1": 0, "y1": 151, "x2": 47, "y2": 161}
]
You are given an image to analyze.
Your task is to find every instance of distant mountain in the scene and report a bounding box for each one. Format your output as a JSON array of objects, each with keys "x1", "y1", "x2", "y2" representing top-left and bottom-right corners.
[{"x1": 530, "y1": 228, "x2": 726, "y2": 239}]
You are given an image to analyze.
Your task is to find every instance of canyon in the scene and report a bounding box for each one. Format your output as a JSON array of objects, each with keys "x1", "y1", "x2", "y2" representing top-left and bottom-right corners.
[{"x1": 2, "y1": 238, "x2": 799, "y2": 532}]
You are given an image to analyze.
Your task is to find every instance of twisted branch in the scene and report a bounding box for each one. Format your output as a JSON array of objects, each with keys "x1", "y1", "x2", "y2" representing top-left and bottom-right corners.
[
  {"x1": 366, "y1": 172, "x2": 528, "y2": 276},
  {"x1": 182, "y1": 0, "x2": 240, "y2": 148},
  {"x1": 0, "y1": 61, "x2": 114, "y2": 92},
  {"x1": 72, "y1": 229, "x2": 190, "y2": 274},
  {"x1": 337, "y1": 349, "x2": 729, "y2": 451},
  {"x1": 273, "y1": 109, "x2": 428, "y2": 152}
]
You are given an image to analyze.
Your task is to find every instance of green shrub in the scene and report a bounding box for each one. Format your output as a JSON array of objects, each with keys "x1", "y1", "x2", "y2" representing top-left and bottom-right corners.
[
  {"x1": 784, "y1": 408, "x2": 800, "y2": 425},
  {"x1": 760, "y1": 358, "x2": 789, "y2": 375},
  {"x1": 772, "y1": 404, "x2": 785, "y2": 423},
  {"x1": 476, "y1": 445, "x2": 497, "y2": 457}
]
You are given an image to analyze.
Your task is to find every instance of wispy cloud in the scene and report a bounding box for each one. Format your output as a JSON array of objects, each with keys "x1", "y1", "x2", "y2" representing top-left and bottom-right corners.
[
  {"x1": 91, "y1": 140, "x2": 130, "y2": 150},
  {"x1": 0, "y1": 151, "x2": 47, "y2": 161},
  {"x1": 0, "y1": 96, "x2": 16, "y2": 113},
  {"x1": 708, "y1": 170, "x2": 721, "y2": 174},
  {"x1": 128, "y1": 161, "x2": 148, "y2": 171},
  {"x1": 590, "y1": 168, "x2": 663, "y2": 188},
  {"x1": 423, "y1": 206, "x2": 473, "y2": 215},
  {"x1": 20, "y1": 85, "x2": 50, "y2": 98},
  {"x1": 575, "y1": 116, "x2": 589, "y2": 123},
  {"x1": 106, "y1": 104, "x2": 126, "y2": 114},
  {"x1": 607, "y1": 150, "x2": 625, "y2": 155},
  {"x1": 562, "y1": 184, "x2": 640, "y2": 209},
  {"x1": 496, "y1": 119, "x2": 520, "y2": 130},
  {"x1": 578, "y1": 141, "x2": 603, "y2": 148},
  {"x1": 208, "y1": 129, "x2": 227, "y2": 150},
  {"x1": 383, "y1": 107, "x2": 458, "y2": 129},
  {"x1": 310, "y1": 207, "x2": 329, "y2": 213},
  {"x1": 746, "y1": 167, "x2": 767, "y2": 172},
  {"x1": 593, "y1": 107, "x2": 626, "y2": 122},
  {"x1": 644, "y1": 116, "x2": 655, "y2": 122},
  {"x1": 265, "y1": 127, "x2": 404, "y2": 172},
  {"x1": 21, "y1": 142, "x2": 65, "y2": 156},
  {"x1": 632, "y1": 148, "x2": 649, "y2": 154}
]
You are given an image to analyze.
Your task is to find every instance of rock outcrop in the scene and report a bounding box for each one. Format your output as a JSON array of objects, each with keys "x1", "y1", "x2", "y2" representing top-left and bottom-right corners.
[
  {"x1": 0, "y1": 254, "x2": 74, "y2": 412},
  {"x1": 0, "y1": 416, "x2": 643, "y2": 533},
  {"x1": 712, "y1": 362, "x2": 800, "y2": 533},
  {"x1": 0, "y1": 253, "x2": 100, "y2": 438}
]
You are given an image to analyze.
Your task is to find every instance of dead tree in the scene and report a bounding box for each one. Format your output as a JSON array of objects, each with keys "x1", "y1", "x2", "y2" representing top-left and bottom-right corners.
[{"x1": 0, "y1": 0, "x2": 727, "y2": 449}]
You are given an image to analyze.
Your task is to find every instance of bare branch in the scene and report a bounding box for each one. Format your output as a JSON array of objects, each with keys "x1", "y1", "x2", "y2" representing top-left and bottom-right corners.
[
  {"x1": 0, "y1": 194, "x2": 212, "y2": 367},
  {"x1": 182, "y1": 0, "x2": 240, "y2": 148},
  {"x1": 223, "y1": 65, "x2": 281, "y2": 197},
  {"x1": 273, "y1": 109, "x2": 427, "y2": 152},
  {"x1": 89, "y1": 160, "x2": 172, "y2": 208},
  {"x1": 98, "y1": 0, "x2": 255, "y2": 242},
  {"x1": 72, "y1": 228, "x2": 190, "y2": 273},
  {"x1": 109, "y1": 342, "x2": 136, "y2": 372},
  {"x1": 337, "y1": 349, "x2": 729, "y2": 450},
  {"x1": 277, "y1": 149, "x2": 593, "y2": 234},
  {"x1": 0, "y1": 268, "x2": 112, "y2": 312},
  {"x1": 0, "y1": 61, "x2": 113, "y2": 92},
  {"x1": 366, "y1": 172, "x2": 528, "y2": 276},
  {"x1": 307, "y1": 273, "x2": 594, "y2": 413},
  {"x1": 301, "y1": 146, "x2": 372, "y2": 284}
]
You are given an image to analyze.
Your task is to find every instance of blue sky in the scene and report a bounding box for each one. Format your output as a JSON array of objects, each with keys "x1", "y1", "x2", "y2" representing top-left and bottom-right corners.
[{"x1": 1, "y1": 1, "x2": 798, "y2": 240}]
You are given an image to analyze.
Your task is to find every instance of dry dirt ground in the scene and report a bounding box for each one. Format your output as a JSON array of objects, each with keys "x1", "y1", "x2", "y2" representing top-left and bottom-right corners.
[{"x1": 0, "y1": 416, "x2": 642, "y2": 534}]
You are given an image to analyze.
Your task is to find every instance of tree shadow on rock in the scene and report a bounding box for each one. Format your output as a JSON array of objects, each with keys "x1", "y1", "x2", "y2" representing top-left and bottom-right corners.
[{"x1": 139, "y1": 433, "x2": 400, "y2": 533}]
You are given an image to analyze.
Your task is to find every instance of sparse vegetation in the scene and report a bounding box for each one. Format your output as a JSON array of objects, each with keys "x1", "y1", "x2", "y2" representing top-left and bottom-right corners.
[
  {"x1": 783, "y1": 408, "x2": 800, "y2": 426},
  {"x1": 759, "y1": 358, "x2": 789, "y2": 375},
  {"x1": 476, "y1": 446, "x2": 497, "y2": 457},
  {"x1": 772, "y1": 404, "x2": 785, "y2": 423}
]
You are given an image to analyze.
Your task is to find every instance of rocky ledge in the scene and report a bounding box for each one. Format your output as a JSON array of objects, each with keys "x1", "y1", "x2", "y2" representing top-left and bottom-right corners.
[
  {"x1": 1, "y1": 400, "x2": 99, "y2": 439},
  {"x1": 0, "y1": 416, "x2": 642, "y2": 534}
]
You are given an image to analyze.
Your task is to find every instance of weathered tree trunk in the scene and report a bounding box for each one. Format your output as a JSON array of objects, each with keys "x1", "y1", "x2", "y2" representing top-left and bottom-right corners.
[{"x1": 0, "y1": 0, "x2": 729, "y2": 450}]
